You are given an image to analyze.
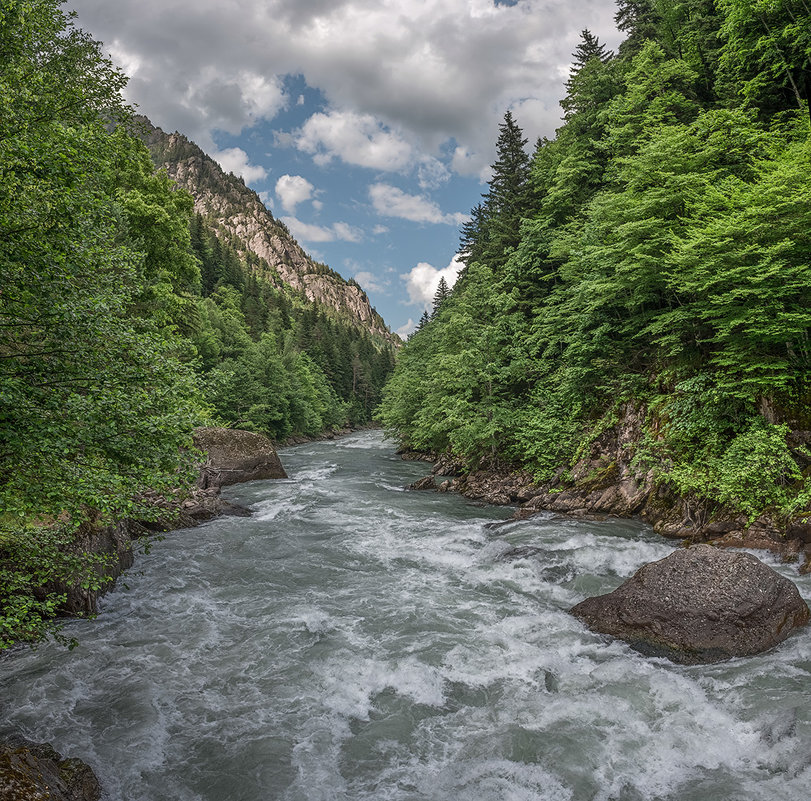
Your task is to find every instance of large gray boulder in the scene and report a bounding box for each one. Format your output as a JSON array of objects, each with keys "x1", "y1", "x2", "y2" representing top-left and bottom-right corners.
[
  {"x1": 571, "y1": 544, "x2": 810, "y2": 664},
  {"x1": 194, "y1": 427, "x2": 287, "y2": 489}
]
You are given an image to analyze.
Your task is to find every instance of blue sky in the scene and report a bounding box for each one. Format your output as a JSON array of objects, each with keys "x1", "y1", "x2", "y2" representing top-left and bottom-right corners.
[{"x1": 66, "y1": 0, "x2": 622, "y2": 336}]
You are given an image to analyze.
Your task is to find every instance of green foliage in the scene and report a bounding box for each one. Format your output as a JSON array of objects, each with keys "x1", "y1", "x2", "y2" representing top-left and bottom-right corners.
[
  {"x1": 717, "y1": 0, "x2": 811, "y2": 120},
  {"x1": 379, "y1": 0, "x2": 811, "y2": 524},
  {"x1": 0, "y1": 1, "x2": 396, "y2": 648},
  {"x1": 0, "y1": 0, "x2": 205, "y2": 647}
]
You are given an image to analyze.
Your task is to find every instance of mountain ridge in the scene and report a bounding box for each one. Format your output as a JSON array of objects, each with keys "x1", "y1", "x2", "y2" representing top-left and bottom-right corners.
[{"x1": 138, "y1": 117, "x2": 397, "y2": 345}]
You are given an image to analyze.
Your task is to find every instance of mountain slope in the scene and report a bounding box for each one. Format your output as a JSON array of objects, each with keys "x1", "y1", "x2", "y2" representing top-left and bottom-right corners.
[{"x1": 139, "y1": 118, "x2": 396, "y2": 344}]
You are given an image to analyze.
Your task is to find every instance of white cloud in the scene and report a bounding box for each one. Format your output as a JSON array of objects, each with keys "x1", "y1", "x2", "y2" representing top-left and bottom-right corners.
[
  {"x1": 275, "y1": 174, "x2": 315, "y2": 213},
  {"x1": 372, "y1": 224, "x2": 389, "y2": 235},
  {"x1": 396, "y1": 318, "x2": 417, "y2": 338},
  {"x1": 354, "y1": 270, "x2": 386, "y2": 293},
  {"x1": 417, "y1": 157, "x2": 451, "y2": 190},
  {"x1": 213, "y1": 147, "x2": 268, "y2": 182},
  {"x1": 258, "y1": 190, "x2": 274, "y2": 209},
  {"x1": 295, "y1": 110, "x2": 414, "y2": 171},
  {"x1": 281, "y1": 216, "x2": 362, "y2": 243},
  {"x1": 403, "y1": 254, "x2": 465, "y2": 310},
  {"x1": 70, "y1": 0, "x2": 621, "y2": 176},
  {"x1": 370, "y1": 183, "x2": 468, "y2": 225}
]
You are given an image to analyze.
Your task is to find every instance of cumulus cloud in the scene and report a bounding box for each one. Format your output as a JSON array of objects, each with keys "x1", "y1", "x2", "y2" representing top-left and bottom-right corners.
[
  {"x1": 353, "y1": 270, "x2": 387, "y2": 293},
  {"x1": 281, "y1": 216, "x2": 362, "y2": 243},
  {"x1": 68, "y1": 0, "x2": 621, "y2": 173},
  {"x1": 403, "y1": 254, "x2": 465, "y2": 310},
  {"x1": 370, "y1": 184, "x2": 468, "y2": 225},
  {"x1": 213, "y1": 147, "x2": 268, "y2": 182},
  {"x1": 275, "y1": 174, "x2": 315, "y2": 213},
  {"x1": 295, "y1": 110, "x2": 414, "y2": 171},
  {"x1": 396, "y1": 318, "x2": 417, "y2": 338}
]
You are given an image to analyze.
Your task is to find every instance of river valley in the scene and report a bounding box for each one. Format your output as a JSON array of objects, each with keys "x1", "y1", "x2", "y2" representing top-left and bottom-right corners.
[{"x1": 2, "y1": 431, "x2": 810, "y2": 800}]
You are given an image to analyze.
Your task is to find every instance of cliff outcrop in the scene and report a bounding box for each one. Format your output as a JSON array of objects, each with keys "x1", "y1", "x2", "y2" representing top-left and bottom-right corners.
[{"x1": 138, "y1": 119, "x2": 395, "y2": 343}]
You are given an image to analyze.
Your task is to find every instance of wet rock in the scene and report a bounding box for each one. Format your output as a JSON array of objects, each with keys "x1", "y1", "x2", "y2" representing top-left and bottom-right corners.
[
  {"x1": 194, "y1": 427, "x2": 287, "y2": 489},
  {"x1": 709, "y1": 530, "x2": 803, "y2": 562},
  {"x1": 397, "y1": 449, "x2": 435, "y2": 463},
  {"x1": 431, "y1": 455, "x2": 465, "y2": 477},
  {"x1": 570, "y1": 544, "x2": 810, "y2": 664},
  {"x1": 498, "y1": 545, "x2": 546, "y2": 562},
  {"x1": 0, "y1": 737, "x2": 101, "y2": 801},
  {"x1": 409, "y1": 476, "x2": 437, "y2": 491},
  {"x1": 787, "y1": 518, "x2": 811, "y2": 544}
]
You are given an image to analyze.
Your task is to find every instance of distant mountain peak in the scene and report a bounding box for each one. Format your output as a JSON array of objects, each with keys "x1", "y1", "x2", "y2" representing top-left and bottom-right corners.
[{"x1": 137, "y1": 117, "x2": 397, "y2": 344}]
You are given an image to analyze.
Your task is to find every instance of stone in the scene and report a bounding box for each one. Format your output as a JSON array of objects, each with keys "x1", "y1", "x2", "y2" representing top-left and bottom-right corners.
[
  {"x1": 570, "y1": 544, "x2": 810, "y2": 664},
  {"x1": 0, "y1": 737, "x2": 101, "y2": 801},
  {"x1": 409, "y1": 476, "x2": 437, "y2": 490},
  {"x1": 194, "y1": 427, "x2": 287, "y2": 489},
  {"x1": 787, "y1": 518, "x2": 811, "y2": 544}
]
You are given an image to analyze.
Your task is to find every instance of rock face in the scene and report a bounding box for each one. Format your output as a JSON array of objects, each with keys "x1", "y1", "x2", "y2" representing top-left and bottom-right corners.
[
  {"x1": 571, "y1": 544, "x2": 810, "y2": 664},
  {"x1": 194, "y1": 426, "x2": 288, "y2": 489},
  {"x1": 140, "y1": 119, "x2": 396, "y2": 344},
  {"x1": 0, "y1": 737, "x2": 101, "y2": 801}
]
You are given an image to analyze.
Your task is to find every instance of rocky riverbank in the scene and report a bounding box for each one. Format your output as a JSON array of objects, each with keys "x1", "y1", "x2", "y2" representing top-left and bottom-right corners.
[
  {"x1": 48, "y1": 427, "x2": 288, "y2": 620},
  {"x1": 0, "y1": 737, "x2": 101, "y2": 801},
  {"x1": 404, "y1": 404, "x2": 811, "y2": 573},
  {"x1": 1, "y1": 427, "x2": 289, "y2": 799}
]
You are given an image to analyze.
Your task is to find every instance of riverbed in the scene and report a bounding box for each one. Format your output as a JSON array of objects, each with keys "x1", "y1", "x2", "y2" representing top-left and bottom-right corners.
[{"x1": 2, "y1": 431, "x2": 810, "y2": 800}]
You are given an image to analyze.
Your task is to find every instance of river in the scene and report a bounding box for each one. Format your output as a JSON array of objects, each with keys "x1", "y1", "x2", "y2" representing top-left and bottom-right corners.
[{"x1": 1, "y1": 431, "x2": 810, "y2": 800}]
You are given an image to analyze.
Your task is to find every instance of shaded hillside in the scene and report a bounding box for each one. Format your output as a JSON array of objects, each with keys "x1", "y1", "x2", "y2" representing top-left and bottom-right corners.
[{"x1": 139, "y1": 118, "x2": 395, "y2": 344}]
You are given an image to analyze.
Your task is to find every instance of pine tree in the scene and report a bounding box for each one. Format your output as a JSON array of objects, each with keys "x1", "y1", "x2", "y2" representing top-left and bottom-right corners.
[
  {"x1": 432, "y1": 277, "x2": 451, "y2": 318},
  {"x1": 479, "y1": 111, "x2": 531, "y2": 270},
  {"x1": 615, "y1": 0, "x2": 661, "y2": 57},
  {"x1": 572, "y1": 29, "x2": 612, "y2": 70},
  {"x1": 459, "y1": 202, "x2": 487, "y2": 267}
]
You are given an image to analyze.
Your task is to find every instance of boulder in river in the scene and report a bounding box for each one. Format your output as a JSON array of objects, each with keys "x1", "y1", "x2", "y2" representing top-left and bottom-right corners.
[
  {"x1": 194, "y1": 427, "x2": 287, "y2": 489},
  {"x1": 0, "y1": 737, "x2": 101, "y2": 801},
  {"x1": 570, "y1": 544, "x2": 810, "y2": 664}
]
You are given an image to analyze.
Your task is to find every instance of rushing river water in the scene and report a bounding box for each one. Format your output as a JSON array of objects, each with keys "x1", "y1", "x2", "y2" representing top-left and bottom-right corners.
[{"x1": 2, "y1": 431, "x2": 811, "y2": 800}]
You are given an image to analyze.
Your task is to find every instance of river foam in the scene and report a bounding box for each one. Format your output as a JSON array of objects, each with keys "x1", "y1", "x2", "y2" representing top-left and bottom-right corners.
[{"x1": 1, "y1": 431, "x2": 809, "y2": 800}]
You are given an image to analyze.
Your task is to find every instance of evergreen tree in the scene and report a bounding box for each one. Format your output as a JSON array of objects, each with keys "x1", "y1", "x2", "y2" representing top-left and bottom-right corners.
[
  {"x1": 432, "y1": 277, "x2": 452, "y2": 318},
  {"x1": 571, "y1": 29, "x2": 612, "y2": 70},
  {"x1": 412, "y1": 309, "x2": 431, "y2": 337},
  {"x1": 479, "y1": 111, "x2": 532, "y2": 270},
  {"x1": 615, "y1": 0, "x2": 662, "y2": 57}
]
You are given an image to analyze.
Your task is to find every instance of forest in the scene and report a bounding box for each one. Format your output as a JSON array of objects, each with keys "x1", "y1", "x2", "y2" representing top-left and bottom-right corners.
[
  {"x1": 0, "y1": 0, "x2": 394, "y2": 645},
  {"x1": 379, "y1": 0, "x2": 811, "y2": 523}
]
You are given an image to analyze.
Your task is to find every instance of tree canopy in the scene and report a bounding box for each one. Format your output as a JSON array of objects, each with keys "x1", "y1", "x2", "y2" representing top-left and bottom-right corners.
[{"x1": 379, "y1": 0, "x2": 811, "y2": 526}]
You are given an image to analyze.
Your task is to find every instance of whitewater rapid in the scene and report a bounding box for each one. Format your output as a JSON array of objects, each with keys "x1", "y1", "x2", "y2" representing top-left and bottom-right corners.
[{"x1": 1, "y1": 430, "x2": 810, "y2": 800}]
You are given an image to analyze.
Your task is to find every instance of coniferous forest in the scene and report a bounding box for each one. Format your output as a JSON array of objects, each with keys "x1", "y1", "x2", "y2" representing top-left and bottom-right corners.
[{"x1": 379, "y1": 0, "x2": 811, "y2": 522}]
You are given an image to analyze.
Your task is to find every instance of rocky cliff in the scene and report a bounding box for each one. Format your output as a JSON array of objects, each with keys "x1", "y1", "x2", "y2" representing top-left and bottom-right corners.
[{"x1": 137, "y1": 118, "x2": 395, "y2": 343}]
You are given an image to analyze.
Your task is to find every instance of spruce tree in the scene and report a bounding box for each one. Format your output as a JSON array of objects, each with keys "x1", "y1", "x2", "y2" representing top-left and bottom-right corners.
[
  {"x1": 480, "y1": 111, "x2": 531, "y2": 270},
  {"x1": 571, "y1": 29, "x2": 612, "y2": 70},
  {"x1": 432, "y1": 277, "x2": 451, "y2": 318}
]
